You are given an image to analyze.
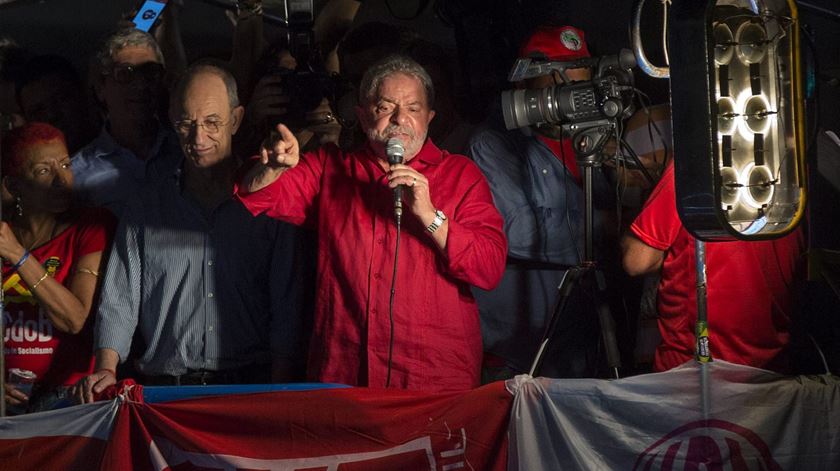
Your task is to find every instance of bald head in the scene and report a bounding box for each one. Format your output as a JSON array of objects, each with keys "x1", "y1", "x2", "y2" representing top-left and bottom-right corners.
[{"x1": 170, "y1": 62, "x2": 244, "y2": 169}]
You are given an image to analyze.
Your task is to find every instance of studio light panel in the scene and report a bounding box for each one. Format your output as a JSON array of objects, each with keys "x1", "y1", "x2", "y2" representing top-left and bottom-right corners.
[{"x1": 670, "y1": 0, "x2": 806, "y2": 240}]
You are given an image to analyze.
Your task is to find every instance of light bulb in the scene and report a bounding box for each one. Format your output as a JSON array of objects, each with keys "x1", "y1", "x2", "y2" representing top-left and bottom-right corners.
[
  {"x1": 735, "y1": 21, "x2": 768, "y2": 65},
  {"x1": 739, "y1": 162, "x2": 775, "y2": 209},
  {"x1": 714, "y1": 23, "x2": 735, "y2": 66},
  {"x1": 717, "y1": 96, "x2": 738, "y2": 135}
]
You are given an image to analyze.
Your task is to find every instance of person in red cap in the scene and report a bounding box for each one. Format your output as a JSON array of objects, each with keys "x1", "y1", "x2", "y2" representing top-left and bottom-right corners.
[{"x1": 468, "y1": 25, "x2": 616, "y2": 381}]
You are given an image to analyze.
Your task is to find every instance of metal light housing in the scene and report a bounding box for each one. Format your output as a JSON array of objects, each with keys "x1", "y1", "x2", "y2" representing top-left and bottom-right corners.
[{"x1": 669, "y1": 0, "x2": 806, "y2": 240}]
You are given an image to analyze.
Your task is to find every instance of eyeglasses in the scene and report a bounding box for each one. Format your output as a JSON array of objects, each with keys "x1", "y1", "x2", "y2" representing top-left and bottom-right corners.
[
  {"x1": 173, "y1": 118, "x2": 229, "y2": 135},
  {"x1": 104, "y1": 62, "x2": 165, "y2": 84}
]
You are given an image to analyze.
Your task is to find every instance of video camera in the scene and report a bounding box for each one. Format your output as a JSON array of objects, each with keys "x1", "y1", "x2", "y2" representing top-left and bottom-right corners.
[
  {"x1": 500, "y1": 49, "x2": 637, "y2": 133},
  {"x1": 264, "y1": 0, "x2": 342, "y2": 131}
]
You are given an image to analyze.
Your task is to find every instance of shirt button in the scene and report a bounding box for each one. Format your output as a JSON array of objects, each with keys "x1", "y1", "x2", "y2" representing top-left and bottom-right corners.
[
  {"x1": 377, "y1": 238, "x2": 385, "y2": 245},
  {"x1": 207, "y1": 260, "x2": 214, "y2": 266},
  {"x1": 208, "y1": 292, "x2": 214, "y2": 298},
  {"x1": 542, "y1": 169, "x2": 549, "y2": 174},
  {"x1": 371, "y1": 308, "x2": 377, "y2": 315},
  {"x1": 208, "y1": 325, "x2": 214, "y2": 332},
  {"x1": 373, "y1": 272, "x2": 382, "y2": 280}
]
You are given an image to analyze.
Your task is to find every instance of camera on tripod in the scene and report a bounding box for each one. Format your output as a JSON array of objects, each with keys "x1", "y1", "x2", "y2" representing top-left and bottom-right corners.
[
  {"x1": 500, "y1": 49, "x2": 638, "y2": 137},
  {"x1": 503, "y1": 50, "x2": 639, "y2": 380}
]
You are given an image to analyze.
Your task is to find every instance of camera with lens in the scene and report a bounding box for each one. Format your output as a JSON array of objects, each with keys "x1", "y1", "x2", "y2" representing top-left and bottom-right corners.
[{"x1": 501, "y1": 49, "x2": 638, "y2": 134}]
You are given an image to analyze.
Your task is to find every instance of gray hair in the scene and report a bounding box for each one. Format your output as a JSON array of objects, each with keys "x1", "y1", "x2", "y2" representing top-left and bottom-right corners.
[
  {"x1": 173, "y1": 60, "x2": 240, "y2": 109},
  {"x1": 96, "y1": 28, "x2": 164, "y2": 73},
  {"x1": 358, "y1": 54, "x2": 435, "y2": 108}
]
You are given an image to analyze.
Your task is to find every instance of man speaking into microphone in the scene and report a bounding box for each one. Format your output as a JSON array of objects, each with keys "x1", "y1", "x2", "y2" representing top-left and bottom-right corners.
[{"x1": 237, "y1": 54, "x2": 506, "y2": 391}]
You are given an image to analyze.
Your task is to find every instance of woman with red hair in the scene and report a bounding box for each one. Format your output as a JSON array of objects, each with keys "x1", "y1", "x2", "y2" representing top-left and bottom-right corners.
[{"x1": 1, "y1": 122, "x2": 114, "y2": 414}]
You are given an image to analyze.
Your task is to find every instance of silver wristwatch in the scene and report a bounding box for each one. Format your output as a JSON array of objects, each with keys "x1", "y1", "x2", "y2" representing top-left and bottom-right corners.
[{"x1": 426, "y1": 209, "x2": 447, "y2": 233}]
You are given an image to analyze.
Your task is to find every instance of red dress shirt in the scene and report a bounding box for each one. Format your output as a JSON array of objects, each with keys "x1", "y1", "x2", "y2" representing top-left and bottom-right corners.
[{"x1": 237, "y1": 140, "x2": 506, "y2": 391}]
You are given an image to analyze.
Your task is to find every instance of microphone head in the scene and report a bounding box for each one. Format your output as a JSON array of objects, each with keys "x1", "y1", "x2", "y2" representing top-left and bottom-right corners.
[{"x1": 386, "y1": 138, "x2": 405, "y2": 164}]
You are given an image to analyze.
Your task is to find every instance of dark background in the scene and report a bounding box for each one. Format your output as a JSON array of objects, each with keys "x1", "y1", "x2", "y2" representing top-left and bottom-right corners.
[
  {"x1": 1, "y1": 0, "x2": 838, "y2": 125},
  {"x1": 3, "y1": 0, "x2": 839, "y2": 370}
]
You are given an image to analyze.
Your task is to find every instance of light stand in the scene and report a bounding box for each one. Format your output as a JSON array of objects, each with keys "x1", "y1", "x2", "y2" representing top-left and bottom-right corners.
[{"x1": 529, "y1": 122, "x2": 622, "y2": 380}]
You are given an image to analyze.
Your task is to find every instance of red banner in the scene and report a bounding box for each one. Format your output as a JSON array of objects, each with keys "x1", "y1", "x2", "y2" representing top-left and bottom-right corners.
[{"x1": 103, "y1": 381, "x2": 512, "y2": 470}]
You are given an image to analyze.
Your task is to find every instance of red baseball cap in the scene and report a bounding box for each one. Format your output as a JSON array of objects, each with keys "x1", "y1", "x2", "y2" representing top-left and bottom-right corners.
[{"x1": 520, "y1": 26, "x2": 590, "y2": 62}]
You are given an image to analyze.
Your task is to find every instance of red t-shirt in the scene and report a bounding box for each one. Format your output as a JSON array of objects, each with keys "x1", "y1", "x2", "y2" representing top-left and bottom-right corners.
[
  {"x1": 237, "y1": 141, "x2": 507, "y2": 391},
  {"x1": 630, "y1": 163, "x2": 803, "y2": 372},
  {"x1": 3, "y1": 208, "x2": 113, "y2": 388}
]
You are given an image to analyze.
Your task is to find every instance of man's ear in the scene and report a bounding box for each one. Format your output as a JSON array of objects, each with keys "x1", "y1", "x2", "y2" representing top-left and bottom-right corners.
[{"x1": 230, "y1": 105, "x2": 245, "y2": 135}]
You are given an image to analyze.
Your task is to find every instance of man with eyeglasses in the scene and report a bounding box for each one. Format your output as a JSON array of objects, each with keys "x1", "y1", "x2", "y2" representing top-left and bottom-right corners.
[
  {"x1": 73, "y1": 61, "x2": 306, "y2": 401},
  {"x1": 71, "y1": 28, "x2": 181, "y2": 217}
]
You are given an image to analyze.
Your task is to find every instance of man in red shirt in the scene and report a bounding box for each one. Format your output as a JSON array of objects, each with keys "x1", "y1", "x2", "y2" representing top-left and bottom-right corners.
[
  {"x1": 237, "y1": 54, "x2": 507, "y2": 391},
  {"x1": 621, "y1": 162, "x2": 803, "y2": 372}
]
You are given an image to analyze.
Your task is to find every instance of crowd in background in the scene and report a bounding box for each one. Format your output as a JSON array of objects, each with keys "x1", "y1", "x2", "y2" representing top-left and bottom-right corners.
[{"x1": 0, "y1": 0, "x2": 828, "y2": 416}]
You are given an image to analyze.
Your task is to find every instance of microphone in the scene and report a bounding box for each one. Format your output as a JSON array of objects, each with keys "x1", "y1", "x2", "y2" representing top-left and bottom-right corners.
[{"x1": 386, "y1": 138, "x2": 406, "y2": 223}]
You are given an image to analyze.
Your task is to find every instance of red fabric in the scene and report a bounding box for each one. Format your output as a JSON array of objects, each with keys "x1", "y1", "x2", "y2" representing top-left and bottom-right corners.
[
  {"x1": 0, "y1": 435, "x2": 108, "y2": 470},
  {"x1": 94, "y1": 379, "x2": 142, "y2": 402},
  {"x1": 237, "y1": 140, "x2": 506, "y2": 391},
  {"x1": 630, "y1": 163, "x2": 804, "y2": 372},
  {"x1": 537, "y1": 134, "x2": 581, "y2": 183},
  {"x1": 103, "y1": 382, "x2": 512, "y2": 471},
  {"x1": 3, "y1": 208, "x2": 114, "y2": 387},
  {"x1": 520, "y1": 25, "x2": 590, "y2": 61}
]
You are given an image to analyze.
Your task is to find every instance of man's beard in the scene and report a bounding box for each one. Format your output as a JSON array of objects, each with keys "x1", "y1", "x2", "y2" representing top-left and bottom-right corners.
[{"x1": 367, "y1": 124, "x2": 425, "y2": 159}]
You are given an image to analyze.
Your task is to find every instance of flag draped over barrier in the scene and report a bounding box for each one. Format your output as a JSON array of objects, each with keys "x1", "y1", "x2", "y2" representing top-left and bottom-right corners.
[
  {"x1": 1, "y1": 381, "x2": 512, "y2": 470},
  {"x1": 508, "y1": 361, "x2": 840, "y2": 470},
  {"x1": 105, "y1": 380, "x2": 513, "y2": 470},
  {"x1": 1, "y1": 362, "x2": 838, "y2": 470},
  {"x1": 0, "y1": 397, "x2": 119, "y2": 469}
]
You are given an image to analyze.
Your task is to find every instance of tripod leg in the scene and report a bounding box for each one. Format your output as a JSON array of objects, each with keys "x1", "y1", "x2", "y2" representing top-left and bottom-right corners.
[
  {"x1": 594, "y1": 269, "x2": 621, "y2": 379},
  {"x1": 529, "y1": 268, "x2": 583, "y2": 376}
]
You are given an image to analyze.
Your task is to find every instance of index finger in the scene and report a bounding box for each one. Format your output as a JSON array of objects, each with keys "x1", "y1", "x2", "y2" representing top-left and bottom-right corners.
[
  {"x1": 274, "y1": 123, "x2": 296, "y2": 143},
  {"x1": 263, "y1": 124, "x2": 293, "y2": 153}
]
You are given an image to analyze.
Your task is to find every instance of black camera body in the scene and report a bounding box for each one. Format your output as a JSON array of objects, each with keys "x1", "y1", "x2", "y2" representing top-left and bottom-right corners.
[
  {"x1": 501, "y1": 49, "x2": 637, "y2": 132},
  {"x1": 267, "y1": 66, "x2": 336, "y2": 129}
]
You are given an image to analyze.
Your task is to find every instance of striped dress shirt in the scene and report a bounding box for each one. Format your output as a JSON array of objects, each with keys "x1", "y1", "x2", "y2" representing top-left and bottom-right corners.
[{"x1": 94, "y1": 168, "x2": 304, "y2": 376}]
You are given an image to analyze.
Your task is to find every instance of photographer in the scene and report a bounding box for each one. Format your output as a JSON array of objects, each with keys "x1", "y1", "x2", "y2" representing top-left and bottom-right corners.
[
  {"x1": 469, "y1": 26, "x2": 614, "y2": 381},
  {"x1": 235, "y1": 40, "x2": 340, "y2": 159}
]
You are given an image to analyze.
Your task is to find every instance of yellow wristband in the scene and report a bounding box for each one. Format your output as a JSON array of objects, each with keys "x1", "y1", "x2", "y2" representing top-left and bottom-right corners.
[{"x1": 31, "y1": 271, "x2": 50, "y2": 290}]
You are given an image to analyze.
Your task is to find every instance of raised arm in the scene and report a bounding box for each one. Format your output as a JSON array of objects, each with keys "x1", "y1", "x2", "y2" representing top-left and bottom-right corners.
[{"x1": 241, "y1": 123, "x2": 301, "y2": 193}]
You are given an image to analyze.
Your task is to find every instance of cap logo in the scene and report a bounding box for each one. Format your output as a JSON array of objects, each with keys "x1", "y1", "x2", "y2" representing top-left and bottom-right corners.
[{"x1": 560, "y1": 29, "x2": 583, "y2": 51}]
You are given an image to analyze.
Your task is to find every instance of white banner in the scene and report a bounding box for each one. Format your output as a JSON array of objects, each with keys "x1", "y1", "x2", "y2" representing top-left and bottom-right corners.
[{"x1": 508, "y1": 361, "x2": 840, "y2": 470}]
